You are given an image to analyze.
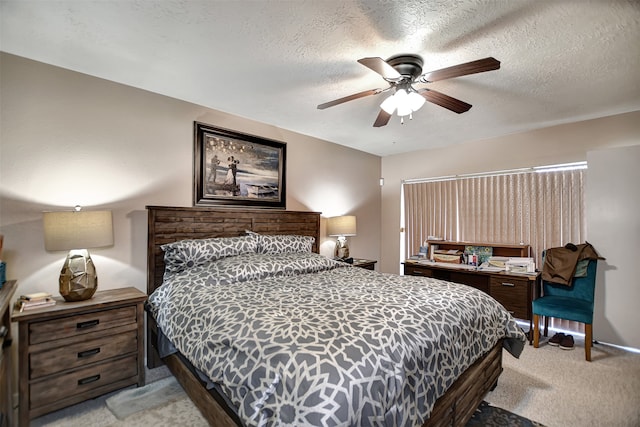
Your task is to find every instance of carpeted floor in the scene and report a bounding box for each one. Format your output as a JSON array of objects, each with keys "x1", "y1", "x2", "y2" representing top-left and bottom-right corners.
[
  {"x1": 31, "y1": 370, "x2": 545, "y2": 427},
  {"x1": 30, "y1": 332, "x2": 640, "y2": 427},
  {"x1": 101, "y1": 376, "x2": 545, "y2": 427},
  {"x1": 33, "y1": 378, "x2": 544, "y2": 427}
]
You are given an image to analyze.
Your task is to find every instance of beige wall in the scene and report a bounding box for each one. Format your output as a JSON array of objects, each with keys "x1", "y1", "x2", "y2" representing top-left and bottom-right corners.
[
  {"x1": 0, "y1": 53, "x2": 382, "y2": 299},
  {"x1": 381, "y1": 111, "x2": 640, "y2": 348},
  {"x1": 2, "y1": 52, "x2": 639, "y2": 348}
]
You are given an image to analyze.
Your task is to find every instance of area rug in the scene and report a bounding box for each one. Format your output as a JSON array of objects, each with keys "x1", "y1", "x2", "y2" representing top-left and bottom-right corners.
[
  {"x1": 466, "y1": 401, "x2": 546, "y2": 427},
  {"x1": 105, "y1": 376, "x2": 187, "y2": 420}
]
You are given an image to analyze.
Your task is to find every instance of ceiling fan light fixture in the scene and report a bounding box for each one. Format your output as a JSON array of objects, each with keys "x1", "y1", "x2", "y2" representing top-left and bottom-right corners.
[
  {"x1": 407, "y1": 90, "x2": 426, "y2": 111},
  {"x1": 380, "y1": 94, "x2": 397, "y2": 114},
  {"x1": 396, "y1": 103, "x2": 413, "y2": 117},
  {"x1": 382, "y1": 87, "x2": 424, "y2": 118}
]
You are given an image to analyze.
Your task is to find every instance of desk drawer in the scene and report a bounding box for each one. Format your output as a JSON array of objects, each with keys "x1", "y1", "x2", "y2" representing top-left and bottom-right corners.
[
  {"x1": 30, "y1": 329, "x2": 138, "y2": 379},
  {"x1": 30, "y1": 354, "x2": 138, "y2": 410},
  {"x1": 404, "y1": 265, "x2": 433, "y2": 277},
  {"x1": 490, "y1": 277, "x2": 530, "y2": 319},
  {"x1": 29, "y1": 307, "x2": 137, "y2": 345}
]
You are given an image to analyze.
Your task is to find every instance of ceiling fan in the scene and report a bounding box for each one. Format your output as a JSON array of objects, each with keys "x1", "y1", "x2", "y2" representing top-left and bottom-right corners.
[{"x1": 317, "y1": 54, "x2": 500, "y2": 127}]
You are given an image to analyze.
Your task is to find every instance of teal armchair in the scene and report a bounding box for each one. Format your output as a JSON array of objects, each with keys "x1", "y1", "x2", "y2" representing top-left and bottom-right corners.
[{"x1": 532, "y1": 258, "x2": 598, "y2": 361}]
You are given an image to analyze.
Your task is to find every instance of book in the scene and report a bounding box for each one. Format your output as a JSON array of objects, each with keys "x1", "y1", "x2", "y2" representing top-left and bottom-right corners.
[
  {"x1": 20, "y1": 292, "x2": 52, "y2": 301},
  {"x1": 16, "y1": 292, "x2": 56, "y2": 312},
  {"x1": 19, "y1": 299, "x2": 56, "y2": 311}
]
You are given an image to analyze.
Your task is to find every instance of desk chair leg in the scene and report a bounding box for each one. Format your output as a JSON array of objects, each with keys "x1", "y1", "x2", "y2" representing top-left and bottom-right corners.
[
  {"x1": 543, "y1": 316, "x2": 549, "y2": 337},
  {"x1": 585, "y1": 323, "x2": 592, "y2": 362},
  {"x1": 533, "y1": 314, "x2": 540, "y2": 348}
]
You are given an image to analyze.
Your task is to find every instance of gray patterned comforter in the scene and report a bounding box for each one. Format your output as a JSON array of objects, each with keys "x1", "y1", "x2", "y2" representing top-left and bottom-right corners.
[{"x1": 148, "y1": 252, "x2": 526, "y2": 427}]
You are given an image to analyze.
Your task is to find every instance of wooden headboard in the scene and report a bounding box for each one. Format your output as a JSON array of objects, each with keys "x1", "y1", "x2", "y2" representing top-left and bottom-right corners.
[{"x1": 146, "y1": 206, "x2": 321, "y2": 296}]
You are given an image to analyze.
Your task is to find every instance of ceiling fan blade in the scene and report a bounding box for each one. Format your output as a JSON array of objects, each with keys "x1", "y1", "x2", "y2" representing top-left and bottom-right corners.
[
  {"x1": 418, "y1": 88, "x2": 472, "y2": 114},
  {"x1": 317, "y1": 89, "x2": 382, "y2": 110},
  {"x1": 358, "y1": 57, "x2": 402, "y2": 80},
  {"x1": 373, "y1": 109, "x2": 392, "y2": 127},
  {"x1": 417, "y1": 57, "x2": 500, "y2": 83}
]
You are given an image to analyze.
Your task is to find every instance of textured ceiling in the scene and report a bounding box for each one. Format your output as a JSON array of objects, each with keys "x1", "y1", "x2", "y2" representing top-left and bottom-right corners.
[{"x1": 1, "y1": 1, "x2": 639, "y2": 157}]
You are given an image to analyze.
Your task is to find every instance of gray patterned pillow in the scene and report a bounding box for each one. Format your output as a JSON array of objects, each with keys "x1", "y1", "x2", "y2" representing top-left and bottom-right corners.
[
  {"x1": 162, "y1": 235, "x2": 258, "y2": 273},
  {"x1": 246, "y1": 231, "x2": 315, "y2": 254}
]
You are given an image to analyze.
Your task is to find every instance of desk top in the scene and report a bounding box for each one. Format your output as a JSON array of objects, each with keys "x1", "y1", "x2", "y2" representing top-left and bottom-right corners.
[{"x1": 404, "y1": 260, "x2": 540, "y2": 280}]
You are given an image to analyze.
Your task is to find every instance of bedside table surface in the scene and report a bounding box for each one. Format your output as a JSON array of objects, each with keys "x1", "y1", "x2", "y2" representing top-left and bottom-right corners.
[
  {"x1": 353, "y1": 258, "x2": 376, "y2": 263},
  {"x1": 12, "y1": 287, "x2": 146, "y2": 321},
  {"x1": 352, "y1": 259, "x2": 377, "y2": 270}
]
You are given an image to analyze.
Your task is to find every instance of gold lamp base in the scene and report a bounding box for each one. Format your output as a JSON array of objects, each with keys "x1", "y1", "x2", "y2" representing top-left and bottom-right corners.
[
  {"x1": 59, "y1": 249, "x2": 98, "y2": 302},
  {"x1": 334, "y1": 236, "x2": 350, "y2": 260}
]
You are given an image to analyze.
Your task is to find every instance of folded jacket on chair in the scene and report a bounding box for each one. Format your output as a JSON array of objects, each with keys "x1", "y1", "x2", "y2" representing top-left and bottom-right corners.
[{"x1": 541, "y1": 242, "x2": 603, "y2": 286}]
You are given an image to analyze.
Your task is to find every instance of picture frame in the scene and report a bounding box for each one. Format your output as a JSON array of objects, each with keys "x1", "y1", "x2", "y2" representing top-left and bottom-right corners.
[{"x1": 193, "y1": 122, "x2": 286, "y2": 208}]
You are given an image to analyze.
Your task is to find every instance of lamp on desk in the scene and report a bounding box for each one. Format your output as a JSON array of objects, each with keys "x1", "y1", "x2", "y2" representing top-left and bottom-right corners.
[
  {"x1": 43, "y1": 206, "x2": 113, "y2": 302},
  {"x1": 327, "y1": 215, "x2": 357, "y2": 260}
]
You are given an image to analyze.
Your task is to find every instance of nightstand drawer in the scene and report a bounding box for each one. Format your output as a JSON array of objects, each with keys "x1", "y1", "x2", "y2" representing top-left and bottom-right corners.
[
  {"x1": 490, "y1": 276, "x2": 529, "y2": 319},
  {"x1": 30, "y1": 354, "x2": 138, "y2": 410},
  {"x1": 29, "y1": 306, "x2": 137, "y2": 345},
  {"x1": 30, "y1": 329, "x2": 138, "y2": 379}
]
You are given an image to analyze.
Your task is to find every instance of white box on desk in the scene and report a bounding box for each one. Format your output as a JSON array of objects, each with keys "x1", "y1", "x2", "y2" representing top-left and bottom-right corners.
[{"x1": 505, "y1": 257, "x2": 535, "y2": 273}]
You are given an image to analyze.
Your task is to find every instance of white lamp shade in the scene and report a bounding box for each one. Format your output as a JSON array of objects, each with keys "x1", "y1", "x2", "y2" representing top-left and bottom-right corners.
[
  {"x1": 327, "y1": 215, "x2": 357, "y2": 237},
  {"x1": 380, "y1": 95, "x2": 397, "y2": 114},
  {"x1": 44, "y1": 210, "x2": 114, "y2": 251},
  {"x1": 380, "y1": 88, "x2": 426, "y2": 117},
  {"x1": 408, "y1": 91, "x2": 426, "y2": 111},
  {"x1": 396, "y1": 103, "x2": 413, "y2": 117}
]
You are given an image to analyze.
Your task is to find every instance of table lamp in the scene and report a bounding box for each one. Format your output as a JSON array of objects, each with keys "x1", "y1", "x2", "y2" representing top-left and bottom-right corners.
[
  {"x1": 327, "y1": 215, "x2": 357, "y2": 259},
  {"x1": 43, "y1": 207, "x2": 113, "y2": 301}
]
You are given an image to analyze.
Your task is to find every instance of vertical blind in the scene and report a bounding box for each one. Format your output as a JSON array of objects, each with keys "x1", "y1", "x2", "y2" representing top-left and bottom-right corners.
[{"x1": 403, "y1": 167, "x2": 587, "y2": 331}]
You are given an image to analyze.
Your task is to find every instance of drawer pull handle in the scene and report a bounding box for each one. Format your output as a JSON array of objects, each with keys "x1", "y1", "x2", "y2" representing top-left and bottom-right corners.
[
  {"x1": 501, "y1": 282, "x2": 516, "y2": 287},
  {"x1": 77, "y1": 319, "x2": 99, "y2": 330},
  {"x1": 78, "y1": 374, "x2": 100, "y2": 385},
  {"x1": 78, "y1": 348, "x2": 101, "y2": 358}
]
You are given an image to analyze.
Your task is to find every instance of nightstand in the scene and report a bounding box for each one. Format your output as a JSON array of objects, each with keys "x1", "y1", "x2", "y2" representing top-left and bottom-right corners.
[
  {"x1": 352, "y1": 259, "x2": 377, "y2": 270},
  {"x1": 0, "y1": 280, "x2": 18, "y2": 427},
  {"x1": 12, "y1": 287, "x2": 146, "y2": 426}
]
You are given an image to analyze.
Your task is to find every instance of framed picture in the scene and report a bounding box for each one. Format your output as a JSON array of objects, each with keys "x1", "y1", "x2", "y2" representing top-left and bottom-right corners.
[{"x1": 193, "y1": 122, "x2": 286, "y2": 208}]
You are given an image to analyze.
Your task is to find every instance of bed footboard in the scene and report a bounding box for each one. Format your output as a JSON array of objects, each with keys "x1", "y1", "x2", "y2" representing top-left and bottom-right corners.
[
  {"x1": 423, "y1": 339, "x2": 503, "y2": 427},
  {"x1": 153, "y1": 335, "x2": 503, "y2": 427}
]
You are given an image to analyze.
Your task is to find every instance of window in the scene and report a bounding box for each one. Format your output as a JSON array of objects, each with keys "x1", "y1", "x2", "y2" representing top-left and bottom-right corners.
[{"x1": 402, "y1": 163, "x2": 587, "y2": 270}]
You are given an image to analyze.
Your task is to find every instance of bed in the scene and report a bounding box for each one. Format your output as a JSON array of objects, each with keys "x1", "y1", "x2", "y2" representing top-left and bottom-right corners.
[{"x1": 145, "y1": 206, "x2": 525, "y2": 427}]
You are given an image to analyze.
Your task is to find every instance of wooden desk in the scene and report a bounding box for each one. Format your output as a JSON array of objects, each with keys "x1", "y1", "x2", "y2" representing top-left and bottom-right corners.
[{"x1": 403, "y1": 261, "x2": 540, "y2": 343}]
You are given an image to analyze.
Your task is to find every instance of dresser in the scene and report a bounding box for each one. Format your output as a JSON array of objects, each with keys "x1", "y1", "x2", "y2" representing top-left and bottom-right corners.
[{"x1": 11, "y1": 287, "x2": 146, "y2": 426}]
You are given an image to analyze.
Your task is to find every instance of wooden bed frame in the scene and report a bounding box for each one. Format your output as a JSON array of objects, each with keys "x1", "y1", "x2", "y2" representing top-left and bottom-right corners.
[{"x1": 146, "y1": 205, "x2": 503, "y2": 427}]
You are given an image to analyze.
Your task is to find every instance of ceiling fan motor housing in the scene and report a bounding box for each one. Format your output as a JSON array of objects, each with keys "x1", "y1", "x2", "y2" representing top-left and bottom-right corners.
[{"x1": 385, "y1": 54, "x2": 424, "y2": 81}]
